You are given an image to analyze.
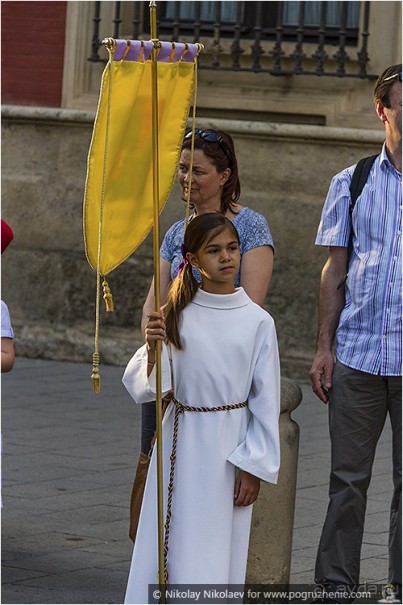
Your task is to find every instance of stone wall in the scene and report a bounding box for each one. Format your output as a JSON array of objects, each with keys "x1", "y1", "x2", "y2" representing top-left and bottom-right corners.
[{"x1": 1, "y1": 106, "x2": 384, "y2": 380}]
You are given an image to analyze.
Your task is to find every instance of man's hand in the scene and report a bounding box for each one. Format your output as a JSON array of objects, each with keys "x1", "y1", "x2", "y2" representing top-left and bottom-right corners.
[
  {"x1": 310, "y1": 247, "x2": 347, "y2": 404},
  {"x1": 309, "y1": 349, "x2": 334, "y2": 404},
  {"x1": 234, "y1": 471, "x2": 260, "y2": 507}
]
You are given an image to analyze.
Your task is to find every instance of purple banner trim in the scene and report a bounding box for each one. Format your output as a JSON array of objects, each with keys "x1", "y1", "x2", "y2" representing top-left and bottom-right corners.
[
  {"x1": 113, "y1": 39, "x2": 128, "y2": 61},
  {"x1": 124, "y1": 42, "x2": 142, "y2": 62},
  {"x1": 111, "y1": 39, "x2": 199, "y2": 63},
  {"x1": 157, "y1": 43, "x2": 173, "y2": 62},
  {"x1": 180, "y1": 44, "x2": 199, "y2": 62}
]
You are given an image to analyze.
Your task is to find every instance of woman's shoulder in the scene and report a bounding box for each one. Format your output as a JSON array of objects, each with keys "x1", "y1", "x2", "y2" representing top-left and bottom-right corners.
[
  {"x1": 233, "y1": 206, "x2": 273, "y2": 250},
  {"x1": 161, "y1": 218, "x2": 186, "y2": 247},
  {"x1": 233, "y1": 206, "x2": 269, "y2": 228},
  {"x1": 164, "y1": 218, "x2": 186, "y2": 237}
]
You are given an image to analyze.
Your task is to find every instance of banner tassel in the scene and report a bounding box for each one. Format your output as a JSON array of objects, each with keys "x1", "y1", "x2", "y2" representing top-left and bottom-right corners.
[
  {"x1": 102, "y1": 278, "x2": 114, "y2": 312},
  {"x1": 91, "y1": 351, "x2": 101, "y2": 393}
]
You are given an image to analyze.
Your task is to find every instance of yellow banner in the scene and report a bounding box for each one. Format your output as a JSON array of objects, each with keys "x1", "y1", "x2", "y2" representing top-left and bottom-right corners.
[{"x1": 83, "y1": 59, "x2": 195, "y2": 275}]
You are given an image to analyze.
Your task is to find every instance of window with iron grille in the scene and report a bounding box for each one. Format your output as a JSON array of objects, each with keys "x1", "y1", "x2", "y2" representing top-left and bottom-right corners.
[
  {"x1": 89, "y1": 1, "x2": 374, "y2": 78},
  {"x1": 159, "y1": 1, "x2": 360, "y2": 44}
]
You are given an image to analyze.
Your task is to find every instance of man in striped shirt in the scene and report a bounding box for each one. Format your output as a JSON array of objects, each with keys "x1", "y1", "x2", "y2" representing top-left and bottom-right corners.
[{"x1": 310, "y1": 64, "x2": 402, "y2": 602}]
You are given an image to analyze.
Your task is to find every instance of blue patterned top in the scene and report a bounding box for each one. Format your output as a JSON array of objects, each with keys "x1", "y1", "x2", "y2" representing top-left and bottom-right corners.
[{"x1": 160, "y1": 206, "x2": 274, "y2": 285}]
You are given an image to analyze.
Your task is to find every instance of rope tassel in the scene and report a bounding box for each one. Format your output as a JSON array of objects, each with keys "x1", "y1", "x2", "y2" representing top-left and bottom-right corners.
[
  {"x1": 91, "y1": 352, "x2": 101, "y2": 393},
  {"x1": 102, "y1": 278, "x2": 114, "y2": 312}
]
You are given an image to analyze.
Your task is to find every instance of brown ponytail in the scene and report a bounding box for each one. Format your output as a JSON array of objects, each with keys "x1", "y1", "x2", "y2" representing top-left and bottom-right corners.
[
  {"x1": 164, "y1": 262, "x2": 199, "y2": 350},
  {"x1": 164, "y1": 213, "x2": 240, "y2": 349}
]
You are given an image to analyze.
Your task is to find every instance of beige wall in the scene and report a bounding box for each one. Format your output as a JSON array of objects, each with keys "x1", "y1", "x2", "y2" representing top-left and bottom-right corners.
[{"x1": 1, "y1": 107, "x2": 383, "y2": 379}]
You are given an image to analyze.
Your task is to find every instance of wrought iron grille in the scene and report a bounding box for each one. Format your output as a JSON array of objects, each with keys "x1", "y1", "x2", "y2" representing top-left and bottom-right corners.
[{"x1": 89, "y1": 1, "x2": 376, "y2": 79}]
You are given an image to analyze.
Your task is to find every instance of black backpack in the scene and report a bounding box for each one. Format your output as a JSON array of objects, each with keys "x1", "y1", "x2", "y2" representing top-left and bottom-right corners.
[{"x1": 337, "y1": 154, "x2": 378, "y2": 289}]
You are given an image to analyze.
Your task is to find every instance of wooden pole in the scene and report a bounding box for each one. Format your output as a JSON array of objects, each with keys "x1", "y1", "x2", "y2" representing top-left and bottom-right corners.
[{"x1": 149, "y1": 1, "x2": 166, "y2": 600}]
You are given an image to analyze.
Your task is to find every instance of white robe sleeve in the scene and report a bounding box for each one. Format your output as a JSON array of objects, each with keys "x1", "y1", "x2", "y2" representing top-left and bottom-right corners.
[
  {"x1": 122, "y1": 342, "x2": 172, "y2": 404},
  {"x1": 227, "y1": 320, "x2": 281, "y2": 484}
]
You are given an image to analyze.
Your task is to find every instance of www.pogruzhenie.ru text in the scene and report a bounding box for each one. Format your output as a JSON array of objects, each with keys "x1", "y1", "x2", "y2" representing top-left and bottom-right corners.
[{"x1": 150, "y1": 585, "x2": 376, "y2": 603}]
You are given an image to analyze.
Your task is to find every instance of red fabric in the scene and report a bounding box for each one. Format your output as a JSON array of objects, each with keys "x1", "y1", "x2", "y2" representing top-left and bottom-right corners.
[{"x1": 1, "y1": 219, "x2": 14, "y2": 254}]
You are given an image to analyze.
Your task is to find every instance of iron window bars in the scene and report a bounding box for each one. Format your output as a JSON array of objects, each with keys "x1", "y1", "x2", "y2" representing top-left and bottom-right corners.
[{"x1": 89, "y1": 1, "x2": 375, "y2": 79}]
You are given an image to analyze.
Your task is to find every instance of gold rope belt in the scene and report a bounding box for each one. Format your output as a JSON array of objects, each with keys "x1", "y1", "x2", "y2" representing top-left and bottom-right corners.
[{"x1": 163, "y1": 396, "x2": 248, "y2": 585}]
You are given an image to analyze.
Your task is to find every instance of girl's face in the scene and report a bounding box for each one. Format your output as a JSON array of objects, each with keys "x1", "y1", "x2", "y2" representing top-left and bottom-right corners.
[
  {"x1": 187, "y1": 227, "x2": 240, "y2": 295},
  {"x1": 178, "y1": 149, "x2": 230, "y2": 209}
]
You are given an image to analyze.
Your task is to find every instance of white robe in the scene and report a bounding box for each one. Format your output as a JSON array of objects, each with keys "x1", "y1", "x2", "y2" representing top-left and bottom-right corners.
[{"x1": 123, "y1": 288, "x2": 281, "y2": 604}]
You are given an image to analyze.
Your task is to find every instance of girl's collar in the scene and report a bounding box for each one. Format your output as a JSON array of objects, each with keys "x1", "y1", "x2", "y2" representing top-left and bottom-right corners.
[{"x1": 191, "y1": 287, "x2": 251, "y2": 310}]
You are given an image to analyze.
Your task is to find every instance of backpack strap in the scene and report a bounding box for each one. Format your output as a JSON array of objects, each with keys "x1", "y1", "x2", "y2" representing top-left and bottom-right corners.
[
  {"x1": 337, "y1": 154, "x2": 378, "y2": 290},
  {"x1": 349, "y1": 154, "x2": 378, "y2": 210}
]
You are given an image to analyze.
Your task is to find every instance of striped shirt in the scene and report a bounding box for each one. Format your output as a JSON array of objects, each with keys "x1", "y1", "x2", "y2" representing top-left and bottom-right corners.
[{"x1": 316, "y1": 143, "x2": 402, "y2": 376}]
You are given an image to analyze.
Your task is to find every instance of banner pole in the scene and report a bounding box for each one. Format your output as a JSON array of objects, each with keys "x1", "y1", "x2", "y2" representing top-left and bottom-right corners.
[{"x1": 149, "y1": 1, "x2": 166, "y2": 599}]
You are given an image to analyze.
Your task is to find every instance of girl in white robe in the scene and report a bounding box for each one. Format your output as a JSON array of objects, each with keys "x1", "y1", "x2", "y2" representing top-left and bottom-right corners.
[{"x1": 123, "y1": 213, "x2": 281, "y2": 604}]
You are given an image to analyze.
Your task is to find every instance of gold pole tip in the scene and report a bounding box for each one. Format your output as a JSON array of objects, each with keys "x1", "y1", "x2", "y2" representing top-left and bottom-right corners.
[{"x1": 102, "y1": 37, "x2": 116, "y2": 52}]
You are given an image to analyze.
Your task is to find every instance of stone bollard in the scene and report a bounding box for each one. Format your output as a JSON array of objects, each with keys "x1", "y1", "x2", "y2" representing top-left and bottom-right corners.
[{"x1": 246, "y1": 376, "x2": 302, "y2": 594}]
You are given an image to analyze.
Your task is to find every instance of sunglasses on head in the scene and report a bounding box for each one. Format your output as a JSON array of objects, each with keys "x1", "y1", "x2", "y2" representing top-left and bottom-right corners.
[
  {"x1": 383, "y1": 72, "x2": 402, "y2": 82},
  {"x1": 185, "y1": 129, "x2": 231, "y2": 162}
]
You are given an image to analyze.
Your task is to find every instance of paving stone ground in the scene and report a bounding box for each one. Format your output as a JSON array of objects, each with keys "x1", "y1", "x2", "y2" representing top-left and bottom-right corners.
[{"x1": 1, "y1": 358, "x2": 394, "y2": 604}]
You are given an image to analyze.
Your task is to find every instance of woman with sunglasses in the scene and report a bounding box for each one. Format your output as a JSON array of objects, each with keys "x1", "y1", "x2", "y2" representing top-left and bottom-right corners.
[
  {"x1": 143, "y1": 129, "x2": 274, "y2": 320},
  {"x1": 129, "y1": 130, "x2": 275, "y2": 540}
]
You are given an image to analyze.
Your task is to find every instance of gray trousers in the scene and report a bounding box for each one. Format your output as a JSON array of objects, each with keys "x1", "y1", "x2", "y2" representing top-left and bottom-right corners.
[{"x1": 315, "y1": 361, "x2": 402, "y2": 587}]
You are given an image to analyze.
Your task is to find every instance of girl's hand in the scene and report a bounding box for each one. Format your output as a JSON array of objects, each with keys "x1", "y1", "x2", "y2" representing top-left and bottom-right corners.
[
  {"x1": 234, "y1": 471, "x2": 261, "y2": 507},
  {"x1": 145, "y1": 311, "x2": 166, "y2": 355}
]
